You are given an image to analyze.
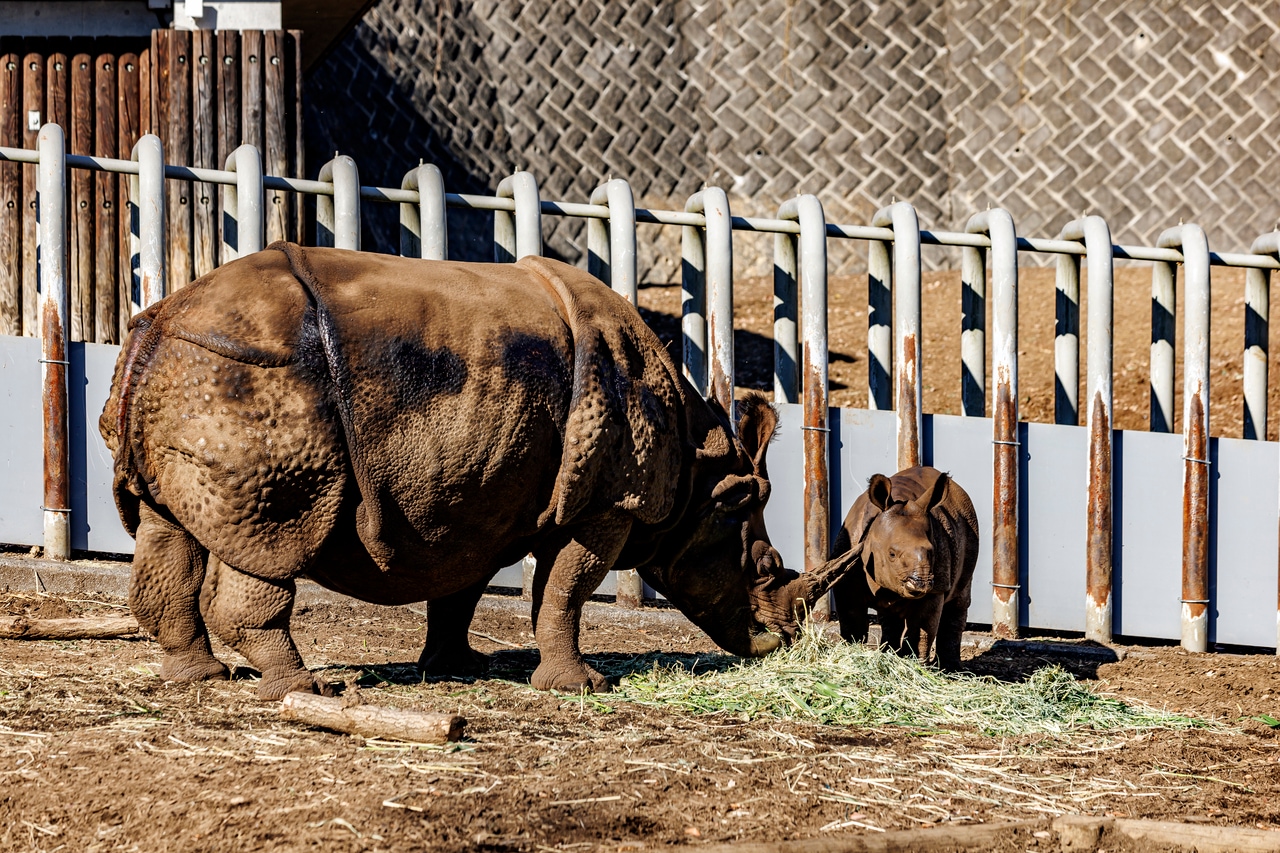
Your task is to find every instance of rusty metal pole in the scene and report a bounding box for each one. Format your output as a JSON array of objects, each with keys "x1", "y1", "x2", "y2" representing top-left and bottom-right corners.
[
  {"x1": 873, "y1": 203, "x2": 922, "y2": 471},
  {"x1": 683, "y1": 189, "x2": 734, "y2": 417},
  {"x1": 959, "y1": 227, "x2": 986, "y2": 417},
  {"x1": 494, "y1": 171, "x2": 541, "y2": 262},
  {"x1": 969, "y1": 209, "x2": 1020, "y2": 639},
  {"x1": 128, "y1": 134, "x2": 166, "y2": 313},
  {"x1": 588, "y1": 179, "x2": 638, "y2": 307},
  {"x1": 38, "y1": 125, "x2": 70, "y2": 560},
  {"x1": 317, "y1": 155, "x2": 361, "y2": 251},
  {"x1": 400, "y1": 163, "x2": 447, "y2": 260},
  {"x1": 1161, "y1": 225, "x2": 1212, "y2": 653},
  {"x1": 222, "y1": 144, "x2": 264, "y2": 261},
  {"x1": 1060, "y1": 216, "x2": 1115, "y2": 643}
]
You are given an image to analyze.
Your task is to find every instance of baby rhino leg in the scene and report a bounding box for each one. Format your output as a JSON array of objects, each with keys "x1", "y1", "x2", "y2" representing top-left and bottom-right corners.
[
  {"x1": 201, "y1": 556, "x2": 329, "y2": 700},
  {"x1": 130, "y1": 503, "x2": 228, "y2": 683}
]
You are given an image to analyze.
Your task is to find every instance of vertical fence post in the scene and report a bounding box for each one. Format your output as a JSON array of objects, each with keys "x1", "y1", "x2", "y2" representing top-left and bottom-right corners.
[
  {"x1": 221, "y1": 143, "x2": 264, "y2": 262},
  {"x1": 128, "y1": 134, "x2": 166, "y2": 313},
  {"x1": 37, "y1": 125, "x2": 70, "y2": 560},
  {"x1": 1060, "y1": 216, "x2": 1115, "y2": 643},
  {"x1": 1055, "y1": 241, "x2": 1081, "y2": 426},
  {"x1": 1244, "y1": 232, "x2": 1277, "y2": 441},
  {"x1": 399, "y1": 163, "x2": 447, "y2": 260},
  {"x1": 1159, "y1": 225, "x2": 1212, "y2": 653},
  {"x1": 683, "y1": 189, "x2": 734, "y2": 417},
  {"x1": 587, "y1": 179, "x2": 638, "y2": 307},
  {"x1": 494, "y1": 171, "x2": 541, "y2": 262},
  {"x1": 867, "y1": 220, "x2": 893, "y2": 412},
  {"x1": 773, "y1": 197, "x2": 825, "y2": 404},
  {"x1": 681, "y1": 203, "x2": 708, "y2": 397},
  {"x1": 873, "y1": 203, "x2": 922, "y2": 471},
  {"x1": 1150, "y1": 251, "x2": 1177, "y2": 434},
  {"x1": 968, "y1": 209, "x2": 1020, "y2": 639},
  {"x1": 960, "y1": 229, "x2": 986, "y2": 417},
  {"x1": 316, "y1": 154, "x2": 360, "y2": 251}
]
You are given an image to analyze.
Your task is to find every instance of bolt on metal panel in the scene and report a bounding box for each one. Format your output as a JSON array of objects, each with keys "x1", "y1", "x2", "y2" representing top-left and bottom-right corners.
[
  {"x1": 128, "y1": 134, "x2": 166, "y2": 312},
  {"x1": 959, "y1": 229, "x2": 986, "y2": 418},
  {"x1": 222, "y1": 144, "x2": 264, "y2": 261},
  {"x1": 400, "y1": 164, "x2": 447, "y2": 261},
  {"x1": 1159, "y1": 224, "x2": 1211, "y2": 653},
  {"x1": 37, "y1": 124, "x2": 69, "y2": 561},
  {"x1": 1060, "y1": 216, "x2": 1115, "y2": 643},
  {"x1": 772, "y1": 196, "x2": 826, "y2": 404},
  {"x1": 872, "y1": 203, "x2": 922, "y2": 471},
  {"x1": 683, "y1": 189, "x2": 733, "y2": 417},
  {"x1": 968, "y1": 209, "x2": 1020, "y2": 640},
  {"x1": 316, "y1": 155, "x2": 361, "y2": 251},
  {"x1": 494, "y1": 171, "x2": 541, "y2": 262},
  {"x1": 1244, "y1": 231, "x2": 1278, "y2": 441},
  {"x1": 587, "y1": 179, "x2": 637, "y2": 307}
]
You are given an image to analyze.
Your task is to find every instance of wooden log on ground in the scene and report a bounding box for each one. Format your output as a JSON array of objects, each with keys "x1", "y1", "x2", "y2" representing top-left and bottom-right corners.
[
  {"x1": 279, "y1": 692, "x2": 466, "y2": 744},
  {"x1": 1114, "y1": 818, "x2": 1280, "y2": 853},
  {"x1": 695, "y1": 820, "x2": 1042, "y2": 853},
  {"x1": 0, "y1": 616, "x2": 140, "y2": 640}
]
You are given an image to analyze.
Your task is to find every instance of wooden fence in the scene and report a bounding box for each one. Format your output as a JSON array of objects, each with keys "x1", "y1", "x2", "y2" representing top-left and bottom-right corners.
[{"x1": 0, "y1": 30, "x2": 302, "y2": 344}]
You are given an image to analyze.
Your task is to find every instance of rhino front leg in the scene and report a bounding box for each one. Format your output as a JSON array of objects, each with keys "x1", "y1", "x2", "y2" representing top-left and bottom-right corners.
[
  {"x1": 529, "y1": 513, "x2": 632, "y2": 693},
  {"x1": 130, "y1": 502, "x2": 229, "y2": 684},
  {"x1": 202, "y1": 556, "x2": 329, "y2": 700},
  {"x1": 934, "y1": 596, "x2": 970, "y2": 671},
  {"x1": 418, "y1": 578, "x2": 491, "y2": 677}
]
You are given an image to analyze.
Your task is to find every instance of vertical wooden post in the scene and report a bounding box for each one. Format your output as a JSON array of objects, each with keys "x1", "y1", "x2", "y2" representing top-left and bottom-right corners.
[
  {"x1": 139, "y1": 47, "x2": 152, "y2": 137},
  {"x1": 162, "y1": 30, "x2": 193, "y2": 290},
  {"x1": 217, "y1": 31, "x2": 241, "y2": 264},
  {"x1": 117, "y1": 52, "x2": 141, "y2": 341},
  {"x1": 70, "y1": 53, "x2": 94, "y2": 342},
  {"x1": 191, "y1": 30, "x2": 217, "y2": 278},
  {"x1": 0, "y1": 53, "x2": 20, "y2": 335},
  {"x1": 263, "y1": 30, "x2": 288, "y2": 244},
  {"x1": 94, "y1": 54, "x2": 118, "y2": 344},
  {"x1": 21, "y1": 53, "x2": 43, "y2": 336},
  {"x1": 241, "y1": 31, "x2": 264, "y2": 154},
  {"x1": 287, "y1": 30, "x2": 304, "y2": 243}
]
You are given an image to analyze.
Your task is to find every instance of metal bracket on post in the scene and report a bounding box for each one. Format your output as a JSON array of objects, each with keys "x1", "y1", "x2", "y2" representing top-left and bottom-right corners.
[
  {"x1": 1160, "y1": 224, "x2": 1211, "y2": 653},
  {"x1": 316, "y1": 154, "x2": 361, "y2": 251},
  {"x1": 683, "y1": 188, "x2": 734, "y2": 416},
  {"x1": 222, "y1": 143, "x2": 264, "y2": 262},
  {"x1": 400, "y1": 163, "x2": 447, "y2": 260},
  {"x1": 587, "y1": 179, "x2": 638, "y2": 307},
  {"x1": 128, "y1": 134, "x2": 166, "y2": 313},
  {"x1": 1244, "y1": 232, "x2": 1278, "y2": 441},
  {"x1": 37, "y1": 124, "x2": 69, "y2": 561},
  {"x1": 1060, "y1": 216, "x2": 1115, "y2": 644},
  {"x1": 968, "y1": 209, "x2": 1020, "y2": 640},
  {"x1": 873, "y1": 203, "x2": 922, "y2": 471},
  {"x1": 494, "y1": 171, "x2": 541, "y2": 262}
]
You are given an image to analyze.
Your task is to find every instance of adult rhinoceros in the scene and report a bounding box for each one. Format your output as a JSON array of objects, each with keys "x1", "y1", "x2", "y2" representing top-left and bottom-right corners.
[{"x1": 100, "y1": 243, "x2": 854, "y2": 699}]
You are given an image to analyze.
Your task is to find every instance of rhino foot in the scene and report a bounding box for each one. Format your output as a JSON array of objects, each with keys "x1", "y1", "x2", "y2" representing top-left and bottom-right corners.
[
  {"x1": 532, "y1": 660, "x2": 609, "y2": 694},
  {"x1": 418, "y1": 647, "x2": 490, "y2": 678},
  {"x1": 160, "y1": 653, "x2": 231, "y2": 684},
  {"x1": 258, "y1": 669, "x2": 336, "y2": 701}
]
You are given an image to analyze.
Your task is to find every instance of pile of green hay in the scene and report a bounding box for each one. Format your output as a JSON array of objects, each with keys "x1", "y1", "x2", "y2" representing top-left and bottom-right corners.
[{"x1": 608, "y1": 631, "x2": 1213, "y2": 736}]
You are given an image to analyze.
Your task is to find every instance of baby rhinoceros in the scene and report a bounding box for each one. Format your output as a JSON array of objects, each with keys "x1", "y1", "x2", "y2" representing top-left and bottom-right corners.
[{"x1": 830, "y1": 466, "x2": 979, "y2": 671}]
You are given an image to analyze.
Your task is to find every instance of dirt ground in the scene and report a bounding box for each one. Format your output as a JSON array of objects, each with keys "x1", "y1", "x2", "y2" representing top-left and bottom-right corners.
[
  {"x1": 2, "y1": 590, "x2": 1278, "y2": 852},
  {"x1": 638, "y1": 264, "x2": 1277, "y2": 440}
]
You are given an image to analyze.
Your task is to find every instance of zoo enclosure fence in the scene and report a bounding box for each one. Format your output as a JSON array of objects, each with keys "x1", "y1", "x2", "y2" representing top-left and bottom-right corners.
[{"x1": 2, "y1": 125, "x2": 1280, "y2": 655}]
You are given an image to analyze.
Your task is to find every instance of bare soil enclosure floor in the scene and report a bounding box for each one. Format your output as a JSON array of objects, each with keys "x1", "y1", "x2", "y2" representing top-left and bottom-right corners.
[
  {"x1": 2, "y1": 590, "x2": 1278, "y2": 852},
  {"x1": 638, "y1": 265, "x2": 1277, "y2": 439}
]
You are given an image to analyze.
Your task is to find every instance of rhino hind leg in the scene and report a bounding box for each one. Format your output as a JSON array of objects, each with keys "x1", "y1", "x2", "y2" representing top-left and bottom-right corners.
[
  {"x1": 934, "y1": 598, "x2": 970, "y2": 672},
  {"x1": 418, "y1": 578, "x2": 491, "y2": 677},
  {"x1": 529, "y1": 514, "x2": 632, "y2": 693},
  {"x1": 131, "y1": 502, "x2": 229, "y2": 684},
  {"x1": 201, "y1": 555, "x2": 330, "y2": 700}
]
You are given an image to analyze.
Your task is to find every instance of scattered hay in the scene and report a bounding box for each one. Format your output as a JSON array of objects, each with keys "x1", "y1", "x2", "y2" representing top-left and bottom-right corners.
[{"x1": 610, "y1": 630, "x2": 1215, "y2": 736}]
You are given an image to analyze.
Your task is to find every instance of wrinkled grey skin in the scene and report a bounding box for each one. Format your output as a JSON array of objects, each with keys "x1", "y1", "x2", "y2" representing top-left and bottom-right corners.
[
  {"x1": 829, "y1": 467, "x2": 979, "y2": 670},
  {"x1": 101, "y1": 245, "x2": 857, "y2": 699}
]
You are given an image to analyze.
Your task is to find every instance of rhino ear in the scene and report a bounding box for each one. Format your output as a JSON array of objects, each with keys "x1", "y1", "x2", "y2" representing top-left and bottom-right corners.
[
  {"x1": 867, "y1": 474, "x2": 893, "y2": 510},
  {"x1": 553, "y1": 322, "x2": 682, "y2": 528},
  {"x1": 910, "y1": 470, "x2": 950, "y2": 513},
  {"x1": 734, "y1": 391, "x2": 778, "y2": 474}
]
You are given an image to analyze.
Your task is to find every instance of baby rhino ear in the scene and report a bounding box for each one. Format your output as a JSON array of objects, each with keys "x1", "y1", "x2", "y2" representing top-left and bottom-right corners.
[
  {"x1": 867, "y1": 473, "x2": 893, "y2": 510},
  {"x1": 910, "y1": 470, "x2": 950, "y2": 513},
  {"x1": 734, "y1": 391, "x2": 778, "y2": 474}
]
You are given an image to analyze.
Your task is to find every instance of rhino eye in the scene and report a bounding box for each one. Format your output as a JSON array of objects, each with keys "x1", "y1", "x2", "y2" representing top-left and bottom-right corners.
[{"x1": 888, "y1": 549, "x2": 897, "y2": 560}]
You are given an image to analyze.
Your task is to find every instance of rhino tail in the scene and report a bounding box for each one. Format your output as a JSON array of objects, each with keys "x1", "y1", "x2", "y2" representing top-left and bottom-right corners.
[
  {"x1": 268, "y1": 241, "x2": 396, "y2": 570},
  {"x1": 103, "y1": 308, "x2": 166, "y2": 537}
]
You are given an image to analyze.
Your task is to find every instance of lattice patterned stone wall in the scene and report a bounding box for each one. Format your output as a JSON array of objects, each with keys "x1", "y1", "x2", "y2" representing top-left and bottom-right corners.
[{"x1": 306, "y1": 0, "x2": 1280, "y2": 275}]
